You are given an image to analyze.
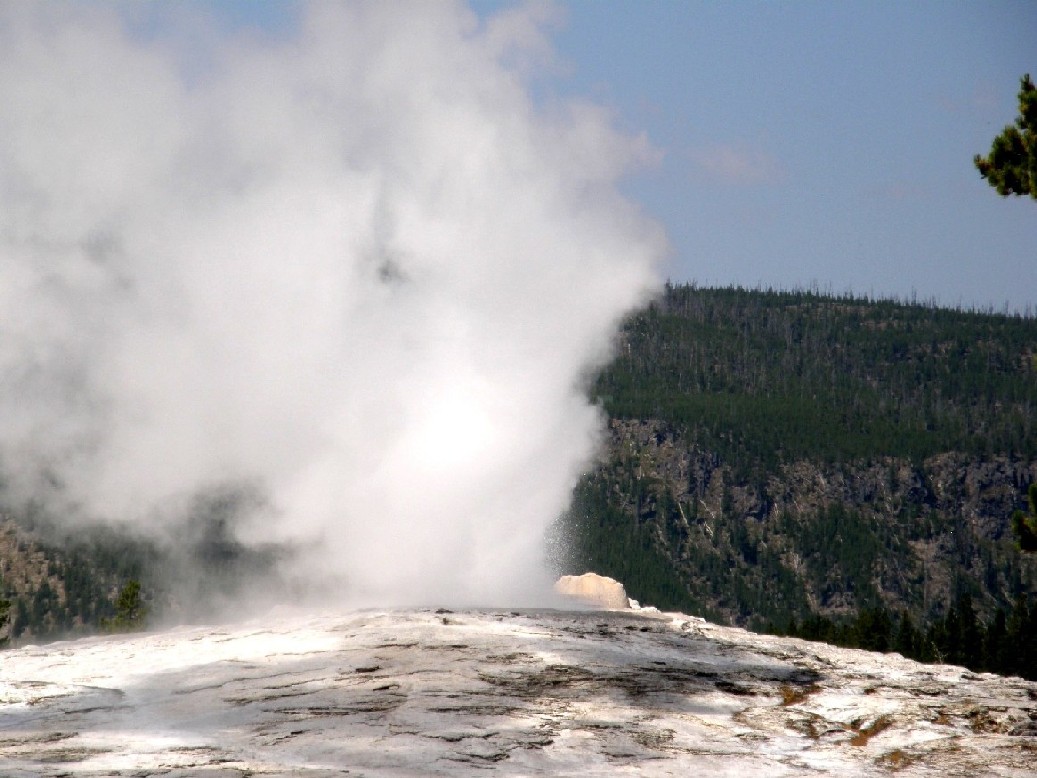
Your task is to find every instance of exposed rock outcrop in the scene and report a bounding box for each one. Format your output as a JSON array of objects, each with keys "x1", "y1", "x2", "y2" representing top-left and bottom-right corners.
[{"x1": 598, "y1": 418, "x2": 1037, "y2": 623}]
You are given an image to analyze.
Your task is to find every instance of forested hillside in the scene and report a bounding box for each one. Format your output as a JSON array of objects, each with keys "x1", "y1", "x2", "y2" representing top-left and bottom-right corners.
[
  {"x1": 600, "y1": 284, "x2": 1037, "y2": 469},
  {"x1": 0, "y1": 487, "x2": 281, "y2": 643},
  {"x1": 562, "y1": 284, "x2": 1037, "y2": 678},
  {"x1": 4, "y1": 283, "x2": 1037, "y2": 679}
]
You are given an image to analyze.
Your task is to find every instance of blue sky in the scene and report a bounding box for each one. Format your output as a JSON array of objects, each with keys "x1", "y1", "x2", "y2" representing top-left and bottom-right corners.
[
  {"x1": 157, "y1": 1, "x2": 1036, "y2": 311},
  {"x1": 536, "y1": 1, "x2": 1037, "y2": 311}
]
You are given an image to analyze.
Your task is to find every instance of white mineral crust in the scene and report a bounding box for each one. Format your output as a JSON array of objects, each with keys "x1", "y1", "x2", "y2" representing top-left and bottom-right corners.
[{"x1": 0, "y1": 608, "x2": 1034, "y2": 776}]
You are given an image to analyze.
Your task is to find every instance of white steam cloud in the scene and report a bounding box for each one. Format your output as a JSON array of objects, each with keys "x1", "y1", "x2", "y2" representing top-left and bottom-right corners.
[{"x1": 0, "y1": 2, "x2": 664, "y2": 605}]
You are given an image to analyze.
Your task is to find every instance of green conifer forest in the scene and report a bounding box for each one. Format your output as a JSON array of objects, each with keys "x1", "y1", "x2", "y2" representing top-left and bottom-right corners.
[{"x1": 560, "y1": 284, "x2": 1037, "y2": 679}]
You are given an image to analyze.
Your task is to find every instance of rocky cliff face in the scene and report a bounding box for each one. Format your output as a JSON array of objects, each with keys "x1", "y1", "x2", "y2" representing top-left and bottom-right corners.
[
  {"x1": 0, "y1": 518, "x2": 140, "y2": 641},
  {"x1": 0, "y1": 607, "x2": 1033, "y2": 776},
  {"x1": 596, "y1": 419, "x2": 1037, "y2": 624},
  {"x1": 0, "y1": 521, "x2": 65, "y2": 606}
]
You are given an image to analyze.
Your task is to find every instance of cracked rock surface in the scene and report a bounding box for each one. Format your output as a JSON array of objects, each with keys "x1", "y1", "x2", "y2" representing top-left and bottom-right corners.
[{"x1": 0, "y1": 608, "x2": 1034, "y2": 775}]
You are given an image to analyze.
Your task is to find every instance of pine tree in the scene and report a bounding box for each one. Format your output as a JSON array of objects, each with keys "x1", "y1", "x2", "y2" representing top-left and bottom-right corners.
[
  {"x1": 983, "y1": 609, "x2": 1008, "y2": 673},
  {"x1": 893, "y1": 611, "x2": 920, "y2": 658},
  {"x1": 974, "y1": 74, "x2": 1036, "y2": 199},
  {"x1": 12, "y1": 599, "x2": 28, "y2": 639},
  {"x1": 1011, "y1": 483, "x2": 1037, "y2": 552},
  {"x1": 105, "y1": 580, "x2": 147, "y2": 632}
]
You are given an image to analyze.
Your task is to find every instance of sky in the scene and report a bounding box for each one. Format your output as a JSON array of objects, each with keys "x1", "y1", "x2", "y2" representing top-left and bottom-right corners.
[
  {"x1": 133, "y1": 0, "x2": 1035, "y2": 311},
  {"x1": 533, "y1": 1, "x2": 1037, "y2": 312}
]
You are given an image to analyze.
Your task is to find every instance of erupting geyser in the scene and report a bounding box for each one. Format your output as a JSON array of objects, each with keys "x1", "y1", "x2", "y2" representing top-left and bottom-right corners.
[{"x1": 0, "y1": 2, "x2": 665, "y2": 606}]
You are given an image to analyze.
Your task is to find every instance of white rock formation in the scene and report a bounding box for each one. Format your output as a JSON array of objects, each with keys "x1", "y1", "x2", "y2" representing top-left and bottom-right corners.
[
  {"x1": 0, "y1": 608, "x2": 1034, "y2": 776},
  {"x1": 553, "y1": 572, "x2": 631, "y2": 609}
]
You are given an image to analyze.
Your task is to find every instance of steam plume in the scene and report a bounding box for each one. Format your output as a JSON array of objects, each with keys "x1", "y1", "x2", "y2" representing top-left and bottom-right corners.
[{"x1": 0, "y1": 2, "x2": 664, "y2": 605}]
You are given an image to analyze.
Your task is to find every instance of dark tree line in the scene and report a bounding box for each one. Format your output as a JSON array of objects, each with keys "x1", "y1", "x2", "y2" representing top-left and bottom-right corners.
[{"x1": 774, "y1": 592, "x2": 1037, "y2": 681}]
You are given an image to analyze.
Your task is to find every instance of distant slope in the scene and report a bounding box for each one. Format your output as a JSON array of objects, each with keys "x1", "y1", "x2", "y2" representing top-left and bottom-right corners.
[
  {"x1": 598, "y1": 284, "x2": 1037, "y2": 469},
  {"x1": 562, "y1": 284, "x2": 1037, "y2": 673}
]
